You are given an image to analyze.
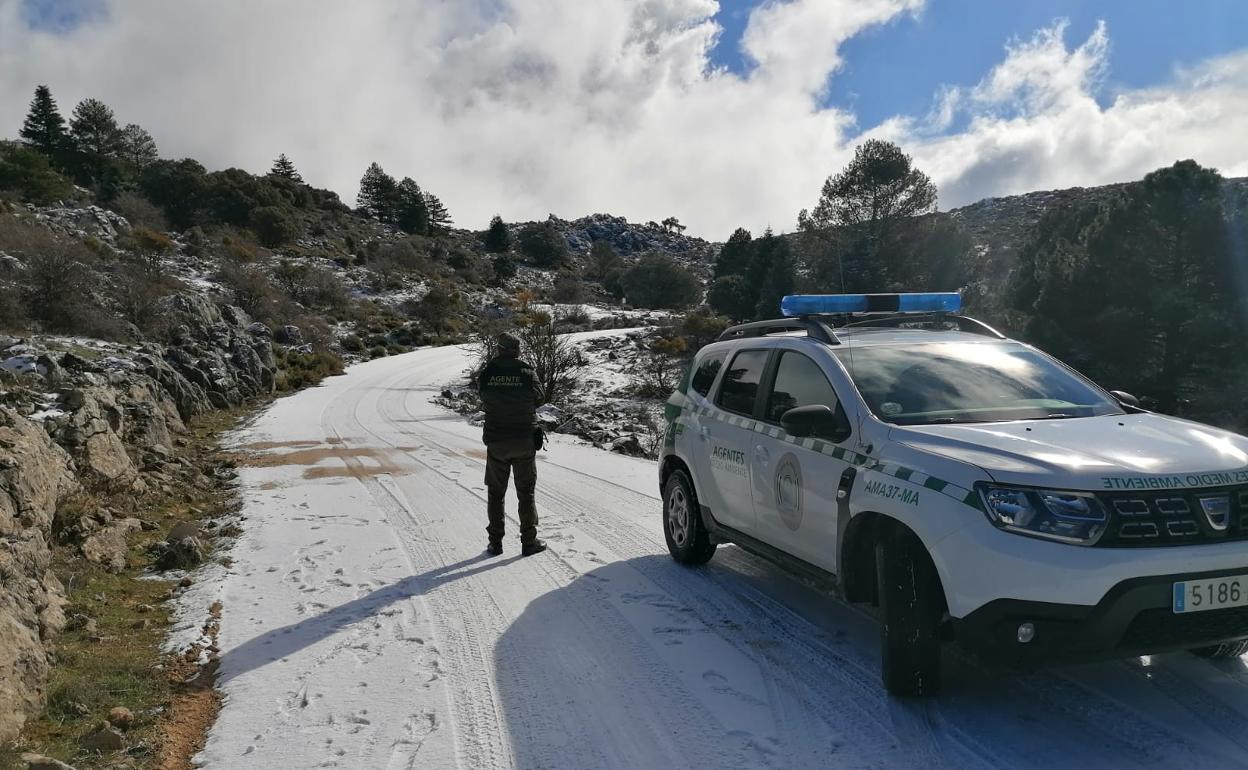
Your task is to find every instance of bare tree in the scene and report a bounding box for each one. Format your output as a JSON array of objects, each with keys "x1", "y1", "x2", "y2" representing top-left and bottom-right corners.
[
  {"x1": 632, "y1": 335, "x2": 688, "y2": 397},
  {"x1": 518, "y1": 320, "x2": 586, "y2": 405}
]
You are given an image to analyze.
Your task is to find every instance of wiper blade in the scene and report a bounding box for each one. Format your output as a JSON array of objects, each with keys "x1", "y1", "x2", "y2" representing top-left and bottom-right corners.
[{"x1": 1033, "y1": 413, "x2": 1077, "y2": 420}]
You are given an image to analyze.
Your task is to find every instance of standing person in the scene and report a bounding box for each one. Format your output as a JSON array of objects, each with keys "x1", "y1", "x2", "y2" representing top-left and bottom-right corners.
[{"x1": 477, "y1": 333, "x2": 546, "y2": 557}]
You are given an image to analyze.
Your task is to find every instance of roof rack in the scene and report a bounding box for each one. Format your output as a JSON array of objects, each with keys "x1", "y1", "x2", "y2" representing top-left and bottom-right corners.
[
  {"x1": 716, "y1": 317, "x2": 840, "y2": 344},
  {"x1": 840, "y1": 312, "x2": 1007, "y2": 339},
  {"x1": 715, "y1": 294, "x2": 1006, "y2": 345},
  {"x1": 715, "y1": 312, "x2": 1006, "y2": 344}
]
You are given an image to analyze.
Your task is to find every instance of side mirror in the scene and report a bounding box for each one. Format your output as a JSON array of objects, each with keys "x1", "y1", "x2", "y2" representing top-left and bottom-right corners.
[
  {"x1": 781, "y1": 405, "x2": 850, "y2": 442},
  {"x1": 1109, "y1": 390, "x2": 1141, "y2": 408}
]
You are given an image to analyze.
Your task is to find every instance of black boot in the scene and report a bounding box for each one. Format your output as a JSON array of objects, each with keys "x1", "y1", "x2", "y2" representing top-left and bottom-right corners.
[
  {"x1": 521, "y1": 539, "x2": 547, "y2": 557},
  {"x1": 486, "y1": 541, "x2": 503, "y2": 557}
]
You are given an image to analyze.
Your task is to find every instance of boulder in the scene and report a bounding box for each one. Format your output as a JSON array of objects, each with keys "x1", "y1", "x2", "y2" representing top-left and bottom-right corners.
[
  {"x1": 53, "y1": 389, "x2": 138, "y2": 485},
  {"x1": 609, "y1": 434, "x2": 647, "y2": 457},
  {"x1": 153, "y1": 536, "x2": 205, "y2": 571},
  {"x1": 80, "y1": 519, "x2": 142, "y2": 573},
  {"x1": 81, "y1": 722, "x2": 125, "y2": 752},
  {"x1": 276, "y1": 325, "x2": 303, "y2": 345},
  {"x1": 106, "y1": 706, "x2": 134, "y2": 730}
]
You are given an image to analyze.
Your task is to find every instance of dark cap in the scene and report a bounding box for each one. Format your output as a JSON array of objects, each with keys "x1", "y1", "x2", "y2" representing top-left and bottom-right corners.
[{"x1": 497, "y1": 333, "x2": 521, "y2": 354}]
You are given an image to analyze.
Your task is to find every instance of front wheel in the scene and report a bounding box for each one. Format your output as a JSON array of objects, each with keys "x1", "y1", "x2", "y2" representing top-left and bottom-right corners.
[
  {"x1": 663, "y1": 470, "x2": 716, "y2": 565},
  {"x1": 875, "y1": 525, "x2": 943, "y2": 696},
  {"x1": 1190, "y1": 639, "x2": 1248, "y2": 659}
]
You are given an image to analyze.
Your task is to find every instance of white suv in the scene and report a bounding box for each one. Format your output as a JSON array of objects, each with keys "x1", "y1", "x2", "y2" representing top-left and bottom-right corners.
[{"x1": 660, "y1": 293, "x2": 1248, "y2": 695}]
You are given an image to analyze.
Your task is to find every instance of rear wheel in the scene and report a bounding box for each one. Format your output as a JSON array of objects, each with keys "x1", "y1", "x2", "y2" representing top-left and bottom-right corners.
[
  {"x1": 875, "y1": 524, "x2": 943, "y2": 696},
  {"x1": 663, "y1": 470, "x2": 716, "y2": 565},
  {"x1": 1190, "y1": 639, "x2": 1248, "y2": 659}
]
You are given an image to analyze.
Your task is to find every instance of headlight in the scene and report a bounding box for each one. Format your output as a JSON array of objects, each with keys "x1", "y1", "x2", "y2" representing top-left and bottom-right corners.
[{"x1": 980, "y1": 486, "x2": 1107, "y2": 545}]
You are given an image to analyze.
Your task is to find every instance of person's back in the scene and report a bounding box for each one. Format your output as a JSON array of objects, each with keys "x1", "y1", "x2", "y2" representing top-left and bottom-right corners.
[
  {"x1": 477, "y1": 334, "x2": 546, "y2": 557},
  {"x1": 478, "y1": 354, "x2": 538, "y2": 444}
]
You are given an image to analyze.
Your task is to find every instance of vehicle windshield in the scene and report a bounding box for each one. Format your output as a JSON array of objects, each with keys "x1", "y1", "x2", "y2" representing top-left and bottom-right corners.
[{"x1": 833, "y1": 341, "x2": 1125, "y2": 426}]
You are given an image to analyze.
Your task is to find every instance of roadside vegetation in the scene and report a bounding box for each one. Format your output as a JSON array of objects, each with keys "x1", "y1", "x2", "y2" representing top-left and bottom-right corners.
[{"x1": 0, "y1": 408, "x2": 245, "y2": 770}]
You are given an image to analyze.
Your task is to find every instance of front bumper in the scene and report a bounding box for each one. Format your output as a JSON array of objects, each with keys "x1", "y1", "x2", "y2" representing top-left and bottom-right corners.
[{"x1": 954, "y1": 565, "x2": 1248, "y2": 669}]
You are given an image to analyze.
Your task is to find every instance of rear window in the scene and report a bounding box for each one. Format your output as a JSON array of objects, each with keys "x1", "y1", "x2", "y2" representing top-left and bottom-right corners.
[
  {"x1": 716, "y1": 350, "x2": 769, "y2": 415},
  {"x1": 690, "y1": 353, "x2": 724, "y2": 397}
]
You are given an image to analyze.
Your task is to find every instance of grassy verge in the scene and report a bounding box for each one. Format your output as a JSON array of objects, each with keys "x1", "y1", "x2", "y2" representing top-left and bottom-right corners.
[{"x1": 0, "y1": 408, "x2": 247, "y2": 770}]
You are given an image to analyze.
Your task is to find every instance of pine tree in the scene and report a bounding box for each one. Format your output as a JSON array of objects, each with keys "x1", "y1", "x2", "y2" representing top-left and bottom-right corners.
[
  {"x1": 396, "y1": 177, "x2": 430, "y2": 234},
  {"x1": 587, "y1": 239, "x2": 622, "y2": 281},
  {"x1": 714, "y1": 228, "x2": 754, "y2": 279},
  {"x1": 270, "y1": 153, "x2": 302, "y2": 182},
  {"x1": 19, "y1": 85, "x2": 68, "y2": 156},
  {"x1": 484, "y1": 215, "x2": 510, "y2": 253},
  {"x1": 754, "y1": 244, "x2": 796, "y2": 319},
  {"x1": 424, "y1": 192, "x2": 452, "y2": 232},
  {"x1": 69, "y1": 98, "x2": 121, "y2": 157},
  {"x1": 357, "y1": 162, "x2": 399, "y2": 220},
  {"x1": 118, "y1": 124, "x2": 159, "y2": 168}
]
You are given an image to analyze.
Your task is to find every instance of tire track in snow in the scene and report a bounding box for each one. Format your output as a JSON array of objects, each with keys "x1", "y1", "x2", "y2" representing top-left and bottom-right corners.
[
  {"x1": 337, "y1": 356, "x2": 779, "y2": 769},
  {"x1": 376, "y1": 344, "x2": 1242, "y2": 770},
  {"x1": 326, "y1": 374, "x2": 516, "y2": 770},
  {"x1": 373, "y1": 358, "x2": 950, "y2": 769}
]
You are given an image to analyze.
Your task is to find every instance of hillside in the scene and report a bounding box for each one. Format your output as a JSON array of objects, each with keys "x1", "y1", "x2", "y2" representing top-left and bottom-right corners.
[{"x1": 948, "y1": 176, "x2": 1248, "y2": 300}]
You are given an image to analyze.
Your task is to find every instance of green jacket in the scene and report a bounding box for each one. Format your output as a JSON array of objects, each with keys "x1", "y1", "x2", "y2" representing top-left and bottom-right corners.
[{"x1": 477, "y1": 354, "x2": 539, "y2": 444}]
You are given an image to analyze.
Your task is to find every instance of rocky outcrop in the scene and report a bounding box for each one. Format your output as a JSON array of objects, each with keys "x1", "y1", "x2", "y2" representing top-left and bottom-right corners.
[
  {"x1": 0, "y1": 408, "x2": 79, "y2": 743},
  {"x1": 0, "y1": 288, "x2": 280, "y2": 741},
  {"x1": 546, "y1": 213, "x2": 713, "y2": 259},
  {"x1": 26, "y1": 204, "x2": 129, "y2": 245}
]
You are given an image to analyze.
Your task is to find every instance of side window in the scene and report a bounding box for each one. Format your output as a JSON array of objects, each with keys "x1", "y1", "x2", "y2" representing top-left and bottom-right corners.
[
  {"x1": 716, "y1": 350, "x2": 769, "y2": 416},
  {"x1": 690, "y1": 354, "x2": 724, "y2": 397},
  {"x1": 766, "y1": 351, "x2": 840, "y2": 422}
]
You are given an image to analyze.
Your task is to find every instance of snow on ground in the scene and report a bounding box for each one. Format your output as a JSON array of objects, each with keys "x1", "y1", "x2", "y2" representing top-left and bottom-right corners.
[
  {"x1": 532, "y1": 302, "x2": 675, "y2": 326},
  {"x1": 178, "y1": 330, "x2": 1248, "y2": 769}
]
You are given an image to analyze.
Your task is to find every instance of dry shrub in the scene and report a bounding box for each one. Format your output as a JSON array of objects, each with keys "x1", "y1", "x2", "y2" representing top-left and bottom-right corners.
[{"x1": 109, "y1": 191, "x2": 169, "y2": 232}]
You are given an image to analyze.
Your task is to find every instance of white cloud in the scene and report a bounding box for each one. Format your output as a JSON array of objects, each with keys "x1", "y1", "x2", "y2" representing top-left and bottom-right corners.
[
  {"x1": 0, "y1": 2, "x2": 1246, "y2": 238},
  {"x1": 890, "y1": 21, "x2": 1248, "y2": 207}
]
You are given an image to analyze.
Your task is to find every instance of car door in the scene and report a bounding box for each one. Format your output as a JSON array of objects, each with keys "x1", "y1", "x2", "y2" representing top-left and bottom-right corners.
[
  {"x1": 751, "y1": 348, "x2": 852, "y2": 572},
  {"x1": 703, "y1": 348, "x2": 770, "y2": 532},
  {"x1": 683, "y1": 350, "x2": 729, "y2": 519}
]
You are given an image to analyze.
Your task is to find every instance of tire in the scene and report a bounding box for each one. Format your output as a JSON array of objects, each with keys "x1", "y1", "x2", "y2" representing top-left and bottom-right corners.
[
  {"x1": 663, "y1": 470, "x2": 716, "y2": 565},
  {"x1": 875, "y1": 524, "x2": 943, "y2": 696},
  {"x1": 1190, "y1": 639, "x2": 1248, "y2": 659}
]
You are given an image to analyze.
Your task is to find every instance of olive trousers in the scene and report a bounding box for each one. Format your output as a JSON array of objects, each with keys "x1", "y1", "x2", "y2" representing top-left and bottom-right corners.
[{"x1": 485, "y1": 437, "x2": 538, "y2": 546}]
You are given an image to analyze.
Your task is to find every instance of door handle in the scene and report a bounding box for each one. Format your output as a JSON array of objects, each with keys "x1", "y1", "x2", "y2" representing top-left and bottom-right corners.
[
  {"x1": 699, "y1": 425, "x2": 710, "y2": 440},
  {"x1": 754, "y1": 445, "x2": 770, "y2": 466}
]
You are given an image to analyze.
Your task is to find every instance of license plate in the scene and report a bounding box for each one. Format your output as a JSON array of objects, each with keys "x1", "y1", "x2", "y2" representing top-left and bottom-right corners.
[{"x1": 1173, "y1": 575, "x2": 1248, "y2": 613}]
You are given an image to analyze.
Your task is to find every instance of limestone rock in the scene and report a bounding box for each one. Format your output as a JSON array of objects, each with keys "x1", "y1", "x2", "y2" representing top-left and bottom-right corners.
[
  {"x1": 0, "y1": 408, "x2": 78, "y2": 742},
  {"x1": 80, "y1": 518, "x2": 142, "y2": 573},
  {"x1": 81, "y1": 722, "x2": 125, "y2": 752},
  {"x1": 153, "y1": 536, "x2": 205, "y2": 571}
]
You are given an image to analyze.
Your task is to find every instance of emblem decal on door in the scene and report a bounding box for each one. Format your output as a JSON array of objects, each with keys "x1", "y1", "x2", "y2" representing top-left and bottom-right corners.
[{"x1": 775, "y1": 453, "x2": 804, "y2": 531}]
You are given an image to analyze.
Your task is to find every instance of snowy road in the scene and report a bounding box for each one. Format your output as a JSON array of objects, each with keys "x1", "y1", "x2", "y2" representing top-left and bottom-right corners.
[{"x1": 191, "y1": 331, "x2": 1248, "y2": 769}]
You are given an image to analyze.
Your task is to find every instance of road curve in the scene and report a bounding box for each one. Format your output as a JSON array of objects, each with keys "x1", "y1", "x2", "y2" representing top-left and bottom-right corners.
[{"x1": 192, "y1": 332, "x2": 1248, "y2": 769}]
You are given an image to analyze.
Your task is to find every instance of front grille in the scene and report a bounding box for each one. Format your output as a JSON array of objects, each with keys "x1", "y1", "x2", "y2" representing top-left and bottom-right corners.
[
  {"x1": 1096, "y1": 485, "x2": 1248, "y2": 547},
  {"x1": 1121, "y1": 606, "x2": 1248, "y2": 650}
]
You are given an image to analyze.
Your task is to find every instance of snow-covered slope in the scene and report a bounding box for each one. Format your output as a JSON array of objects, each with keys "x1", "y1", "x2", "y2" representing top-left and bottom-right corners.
[{"x1": 179, "y1": 330, "x2": 1248, "y2": 769}]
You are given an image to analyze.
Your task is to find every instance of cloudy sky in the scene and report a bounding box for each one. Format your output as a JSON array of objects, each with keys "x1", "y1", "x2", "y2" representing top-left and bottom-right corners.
[{"x1": 2, "y1": 0, "x2": 1247, "y2": 237}]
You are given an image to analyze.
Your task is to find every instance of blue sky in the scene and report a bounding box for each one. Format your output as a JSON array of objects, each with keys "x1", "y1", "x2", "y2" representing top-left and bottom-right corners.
[{"x1": 712, "y1": 0, "x2": 1248, "y2": 131}]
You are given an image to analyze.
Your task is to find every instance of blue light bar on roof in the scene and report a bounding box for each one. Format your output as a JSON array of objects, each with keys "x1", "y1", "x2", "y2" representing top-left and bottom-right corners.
[{"x1": 780, "y1": 292, "x2": 961, "y2": 317}]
